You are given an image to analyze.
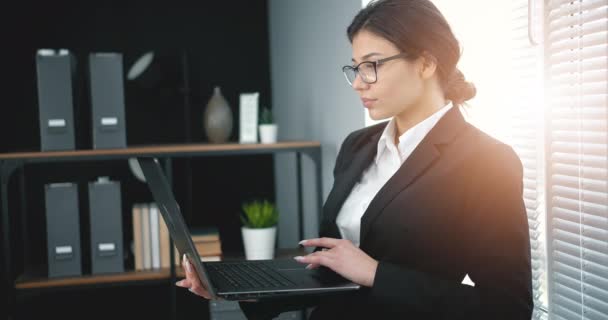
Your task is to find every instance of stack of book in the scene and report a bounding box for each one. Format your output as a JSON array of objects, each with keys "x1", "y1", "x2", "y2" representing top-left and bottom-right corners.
[
  {"x1": 132, "y1": 203, "x2": 179, "y2": 271},
  {"x1": 189, "y1": 227, "x2": 222, "y2": 262}
]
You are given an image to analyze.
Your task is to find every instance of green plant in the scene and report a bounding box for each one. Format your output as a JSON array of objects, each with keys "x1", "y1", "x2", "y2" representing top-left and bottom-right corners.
[
  {"x1": 259, "y1": 107, "x2": 274, "y2": 124},
  {"x1": 241, "y1": 200, "x2": 278, "y2": 228}
]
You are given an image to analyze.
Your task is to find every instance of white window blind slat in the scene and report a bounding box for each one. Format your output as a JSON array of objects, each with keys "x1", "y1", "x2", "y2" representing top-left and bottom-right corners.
[
  {"x1": 548, "y1": 0, "x2": 606, "y2": 10},
  {"x1": 551, "y1": 141, "x2": 607, "y2": 155},
  {"x1": 552, "y1": 237, "x2": 608, "y2": 264},
  {"x1": 553, "y1": 278, "x2": 608, "y2": 313},
  {"x1": 549, "y1": 31, "x2": 608, "y2": 57},
  {"x1": 552, "y1": 69, "x2": 608, "y2": 85},
  {"x1": 553, "y1": 251, "x2": 608, "y2": 283},
  {"x1": 553, "y1": 304, "x2": 583, "y2": 320},
  {"x1": 552, "y1": 186, "x2": 607, "y2": 204},
  {"x1": 554, "y1": 165, "x2": 606, "y2": 178},
  {"x1": 553, "y1": 217, "x2": 608, "y2": 244},
  {"x1": 552, "y1": 130, "x2": 607, "y2": 142},
  {"x1": 550, "y1": 55, "x2": 608, "y2": 74},
  {"x1": 553, "y1": 287, "x2": 608, "y2": 317},
  {"x1": 552, "y1": 118, "x2": 607, "y2": 131},
  {"x1": 552, "y1": 175, "x2": 608, "y2": 192},
  {"x1": 553, "y1": 196, "x2": 608, "y2": 216},
  {"x1": 546, "y1": 0, "x2": 608, "y2": 318},
  {"x1": 550, "y1": 82, "x2": 608, "y2": 96},
  {"x1": 554, "y1": 260, "x2": 608, "y2": 289},
  {"x1": 554, "y1": 231, "x2": 608, "y2": 255},
  {"x1": 548, "y1": 5, "x2": 608, "y2": 31},
  {"x1": 551, "y1": 101, "x2": 608, "y2": 117},
  {"x1": 549, "y1": 19, "x2": 608, "y2": 43},
  {"x1": 551, "y1": 154, "x2": 606, "y2": 169}
]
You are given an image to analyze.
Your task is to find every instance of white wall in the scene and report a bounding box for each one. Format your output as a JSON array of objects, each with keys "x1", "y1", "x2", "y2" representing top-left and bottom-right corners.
[{"x1": 268, "y1": 0, "x2": 364, "y2": 247}]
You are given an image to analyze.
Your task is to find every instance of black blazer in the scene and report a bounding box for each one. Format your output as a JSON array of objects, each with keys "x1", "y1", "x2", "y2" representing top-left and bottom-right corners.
[{"x1": 241, "y1": 107, "x2": 533, "y2": 319}]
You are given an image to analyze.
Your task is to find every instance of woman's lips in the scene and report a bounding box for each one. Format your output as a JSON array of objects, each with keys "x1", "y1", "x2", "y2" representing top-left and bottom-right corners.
[{"x1": 361, "y1": 98, "x2": 377, "y2": 108}]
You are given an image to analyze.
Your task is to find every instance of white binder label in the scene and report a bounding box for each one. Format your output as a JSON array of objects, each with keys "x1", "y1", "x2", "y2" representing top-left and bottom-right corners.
[
  {"x1": 48, "y1": 119, "x2": 66, "y2": 128},
  {"x1": 55, "y1": 246, "x2": 73, "y2": 254},
  {"x1": 99, "y1": 243, "x2": 116, "y2": 252},
  {"x1": 101, "y1": 117, "x2": 118, "y2": 126}
]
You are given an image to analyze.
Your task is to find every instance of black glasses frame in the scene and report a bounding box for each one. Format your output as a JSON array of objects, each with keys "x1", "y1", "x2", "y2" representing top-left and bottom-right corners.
[{"x1": 342, "y1": 52, "x2": 411, "y2": 86}]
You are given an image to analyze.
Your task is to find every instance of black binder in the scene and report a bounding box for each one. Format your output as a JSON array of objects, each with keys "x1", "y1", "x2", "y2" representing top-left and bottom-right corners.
[
  {"x1": 88, "y1": 53, "x2": 127, "y2": 149},
  {"x1": 88, "y1": 177, "x2": 124, "y2": 274},
  {"x1": 45, "y1": 183, "x2": 82, "y2": 278},
  {"x1": 36, "y1": 49, "x2": 76, "y2": 151}
]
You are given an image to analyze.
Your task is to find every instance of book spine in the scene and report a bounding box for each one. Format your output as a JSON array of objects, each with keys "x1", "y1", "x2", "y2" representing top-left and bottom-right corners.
[
  {"x1": 150, "y1": 204, "x2": 160, "y2": 269},
  {"x1": 132, "y1": 204, "x2": 143, "y2": 271},
  {"x1": 159, "y1": 211, "x2": 170, "y2": 269},
  {"x1": 194, "y1": 241, "x2": 223, "y2": 256},
  {"x1": 142, "y1": 204, "x2": 151, "y2": 270}
]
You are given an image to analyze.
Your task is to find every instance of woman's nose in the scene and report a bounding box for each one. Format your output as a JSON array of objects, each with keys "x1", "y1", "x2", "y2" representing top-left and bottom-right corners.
[{"x1": 351, "y1": 73, "x2": 369, "y2": 91}]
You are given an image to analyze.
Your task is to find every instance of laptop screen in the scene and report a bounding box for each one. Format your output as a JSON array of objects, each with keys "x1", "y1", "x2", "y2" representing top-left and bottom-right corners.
[{"x1": 137, "y1": 157, "x2": 217, "y2": 297}]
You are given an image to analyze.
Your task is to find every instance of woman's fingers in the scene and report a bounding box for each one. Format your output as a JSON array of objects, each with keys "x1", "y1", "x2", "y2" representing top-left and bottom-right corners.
[
  {"x1": 179, "y1": 254, "x2": 212, "y2": 299},
  {"x1": 183, "y1": 255, "x2": 203, "y2": 287},
  {"x1": 175, "y1": 278, "x2": 192, "y2": 287},
  {"x1": 299, "y1": 237, "x2": 341, "y2": 249},
  {"x1": 305, "y1": 263, "x2": 321, "y2": 270},
  {"x1": 294, "y1": 251, "x2": 334, "y2": 268},
  {"x1": 189, "y1": 285, "x2": 212, "y2": 299}
]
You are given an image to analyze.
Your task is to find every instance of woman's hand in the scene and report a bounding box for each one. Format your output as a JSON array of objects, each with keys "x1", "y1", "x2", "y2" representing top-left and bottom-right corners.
[
  {"x1": 295, "y1": 238, "x2": 378, "y2": 287},
  {"x1": 175, "y1": 254, "x2": 212, "y2": 299},
  {"x1": 175, "y1": 254, "x2": 257, "y2": 302}
]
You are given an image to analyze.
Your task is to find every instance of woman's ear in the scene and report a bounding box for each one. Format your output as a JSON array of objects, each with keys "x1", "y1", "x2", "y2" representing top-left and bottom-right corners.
[{"x1": 418, "y1": 53, "x2": 438, "y2": 80}]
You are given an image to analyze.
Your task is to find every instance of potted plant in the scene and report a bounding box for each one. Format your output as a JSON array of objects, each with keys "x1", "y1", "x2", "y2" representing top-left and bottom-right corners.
[
  {"x1": 258, "y1": 107, "x2": 278, "y2": 144},
  {"x1": 240, "y1": 200, "x2": 278, "y2": 260}
]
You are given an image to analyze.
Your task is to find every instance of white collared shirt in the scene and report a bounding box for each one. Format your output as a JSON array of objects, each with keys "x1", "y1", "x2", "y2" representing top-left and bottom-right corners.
[{"x1": 335, "y1": 102, "x2": 454, "y2": 247}]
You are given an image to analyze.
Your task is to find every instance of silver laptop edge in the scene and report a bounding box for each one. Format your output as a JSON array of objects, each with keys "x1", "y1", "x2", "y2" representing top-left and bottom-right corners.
[{"x1": 137, "y1": 157, "x2": 219, "y2": 298}]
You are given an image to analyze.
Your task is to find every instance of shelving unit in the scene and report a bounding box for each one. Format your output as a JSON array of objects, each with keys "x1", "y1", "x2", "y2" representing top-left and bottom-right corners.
[{"x1": 1, "y1": 141, "x2": 322, "y2": 320}]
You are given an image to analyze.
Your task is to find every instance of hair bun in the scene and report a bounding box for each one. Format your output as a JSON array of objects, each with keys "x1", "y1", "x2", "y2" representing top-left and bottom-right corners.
[{"x1": 445, "y1": 69, "x2": 476, "y2": 105}]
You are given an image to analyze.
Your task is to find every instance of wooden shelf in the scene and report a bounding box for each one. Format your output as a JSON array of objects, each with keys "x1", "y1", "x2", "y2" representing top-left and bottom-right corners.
[
  {"x1": 15, "y1": 268, "x2": 172, "y2": 290},
  {"x1": 0, "y1": 141, "x2": 321, "y2": 162}
]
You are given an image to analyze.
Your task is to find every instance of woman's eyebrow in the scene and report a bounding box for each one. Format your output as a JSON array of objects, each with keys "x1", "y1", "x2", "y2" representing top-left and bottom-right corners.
[{"x1": 351, "y1": 52, "x2": 382, "y2": 63}]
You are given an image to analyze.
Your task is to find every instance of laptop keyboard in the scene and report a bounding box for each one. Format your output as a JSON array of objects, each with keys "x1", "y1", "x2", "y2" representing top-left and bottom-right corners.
[{"x1": 209, "y1": 262, "x2": 296, "y2": 289}]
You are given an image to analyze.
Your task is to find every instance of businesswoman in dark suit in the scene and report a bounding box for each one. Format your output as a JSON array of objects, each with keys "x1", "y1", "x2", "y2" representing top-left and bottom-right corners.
[{"x1": 177, "y1": 0, "x2": 534, "y2": 318}]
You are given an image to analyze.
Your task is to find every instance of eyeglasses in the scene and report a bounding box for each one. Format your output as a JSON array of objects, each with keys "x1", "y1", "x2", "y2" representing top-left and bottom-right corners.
[{"x1": 342, "y1": 52, "x2": 411, "y2": 86}]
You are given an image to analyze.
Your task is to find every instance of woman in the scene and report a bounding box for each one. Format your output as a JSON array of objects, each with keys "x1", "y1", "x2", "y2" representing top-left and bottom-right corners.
[{"x1": 177, "y1": 0, "x2": 534, "y2": 319}]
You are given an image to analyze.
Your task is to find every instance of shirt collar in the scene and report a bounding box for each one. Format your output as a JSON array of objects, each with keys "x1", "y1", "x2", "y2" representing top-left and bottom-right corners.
[{"x1": 375, "y1": 101, "x2": 454, "y2": 164}]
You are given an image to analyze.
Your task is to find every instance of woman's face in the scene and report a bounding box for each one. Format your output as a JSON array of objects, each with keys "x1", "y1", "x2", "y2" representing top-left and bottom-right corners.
[{"x1": 350, "y1": 30, "x2": 425, "y2": 121}]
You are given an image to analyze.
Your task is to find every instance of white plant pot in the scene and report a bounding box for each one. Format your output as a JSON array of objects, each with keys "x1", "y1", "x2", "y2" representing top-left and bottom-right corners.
[
  {"x1": 241, "y1": 226, "x2": 276, "y2": 260},
  {"x1": 258, "y1": 124, "x2": 278, "y2": 144}
]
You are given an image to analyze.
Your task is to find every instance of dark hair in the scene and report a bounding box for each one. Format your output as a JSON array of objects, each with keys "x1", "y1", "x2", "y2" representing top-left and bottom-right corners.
[{"x1": 347, "y1": 0, "x2": 476, "y2": 106}]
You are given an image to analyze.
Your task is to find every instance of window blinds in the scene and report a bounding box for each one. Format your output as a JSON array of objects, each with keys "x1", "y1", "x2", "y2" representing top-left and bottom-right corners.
[
  {"x1": 508, "y1": 1, "x2": 549, "y2": 319},
  {"x1": 546, "y1": 0, "x2": 608, "y2": 319}
]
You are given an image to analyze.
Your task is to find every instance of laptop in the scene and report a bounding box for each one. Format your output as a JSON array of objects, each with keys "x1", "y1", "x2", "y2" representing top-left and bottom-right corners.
[{"x1": 137, "y1": 157, "x2": 360, "y2": 301}]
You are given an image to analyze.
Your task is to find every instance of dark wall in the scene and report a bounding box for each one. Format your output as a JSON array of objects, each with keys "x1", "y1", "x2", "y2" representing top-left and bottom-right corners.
[{"x1": 1, "y1": 2, "x2": 274, "y2": 319}]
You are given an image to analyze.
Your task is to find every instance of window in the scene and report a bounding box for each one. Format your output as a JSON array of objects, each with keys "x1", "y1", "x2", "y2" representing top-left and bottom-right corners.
[{"x1": 545, "y1": 0, "x2": 608, "y2": 319}]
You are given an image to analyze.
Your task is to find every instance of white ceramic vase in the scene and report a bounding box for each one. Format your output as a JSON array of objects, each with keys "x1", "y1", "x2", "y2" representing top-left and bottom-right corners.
[
  {"x1": 241, "y1": 226, "x2": 276, "y2": 260},
  {"x1": 258, "y1": 124, "x2": 278, "y2": 144},
  {"x1": 204, "y1": 86, "x2": 233, "y2": 143}
]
